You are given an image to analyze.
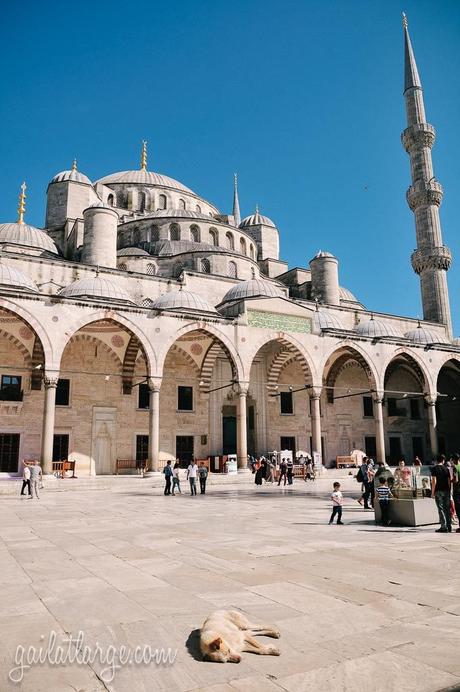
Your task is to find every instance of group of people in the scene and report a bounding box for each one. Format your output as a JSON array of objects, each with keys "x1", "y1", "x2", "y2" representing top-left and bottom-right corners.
[
  {"x1": 162, "y1": 459, "x2": 208, "y2": 496},
  {"x1": 430, "y1": 453, "x2": 460, "y2": 533},
  {"x1": 251, "y1": 454, "x2": 315, "y2": 486},
  {"x1": 20, "y1": 460, "x2": 42, "y2": 499}
]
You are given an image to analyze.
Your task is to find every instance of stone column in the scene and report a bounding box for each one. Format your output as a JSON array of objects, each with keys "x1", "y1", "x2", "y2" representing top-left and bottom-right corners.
[
  {"x1": 425, "y1": 395, "x2": 438, "y2": 459},
  {"x1": 237, "y1": 383, "x2": 249, "y2": 469},
  {"x1": 310, "y1": 387, "x2": 322, "y2": 472},
  {"x1": 148, "y1": 378, "x2": 162, "y2": 472},
  {"x1": 40, "y1": 373, "x2": 59, "y2": 474},
  {"x1": 373, "y1": 392, "x2": 386, "y2": 463}
]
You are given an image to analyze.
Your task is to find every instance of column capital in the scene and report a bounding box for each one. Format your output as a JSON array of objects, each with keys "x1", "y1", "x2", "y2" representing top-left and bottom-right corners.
[
  {"x1": 424, "y1": 393, "x2": 437, "y2": 406},
  {"x1": 44, "y1": 371, "x2": 59, "y2": 388},
  {"x1": 147, "y1": 377, "x2": 162, "y2": 393},
  {"x1": 372, "y1": 389, "x2": 385, "y2": 404},
  {"x1": 310, "y1": 385, "x2": 322, "y2": 399},
  {"x1": 238, "y1": 381, "x2": 250, "y2": 396}
]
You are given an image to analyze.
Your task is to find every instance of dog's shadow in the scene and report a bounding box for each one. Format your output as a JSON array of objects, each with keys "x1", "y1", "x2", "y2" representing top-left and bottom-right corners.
[{"x1": 186, "y1": 628, "x2": 204, "y2": 661}]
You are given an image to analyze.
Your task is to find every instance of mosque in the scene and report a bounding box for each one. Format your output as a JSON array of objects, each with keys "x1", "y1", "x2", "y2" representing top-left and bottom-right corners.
[{"x1": 0, "y1": 17, "x2": 459, "y2": 475}]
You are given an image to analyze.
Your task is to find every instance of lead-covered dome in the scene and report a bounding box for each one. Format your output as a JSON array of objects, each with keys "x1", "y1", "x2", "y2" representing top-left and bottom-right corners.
[
  {"x1": 221, "y1": 278, "x2": 284, "y2": 304},
  {"x1": 240, "y1": 209, "x2": 276, "y2": 229},
  {"x1": 96, "y1": 170, "x2": 194, "y2": 194},
  {"x1": 150, "y1": 290, "x2": 217, "y2": 314},
  {"x1": 117, "y1": 247, "x2": 150, "y2": 257},
  {"x1": 313, "y1": 310, "x2": 343, "y2": 331},
  {"x1": 356, "y1": 318, "x2": 400, "y2": 338},
  {"x1": 405, "y1": 325, "x2": 447, "y2": 344},
  {"x1": 59, "y1": 276, "x2": 133, "y2": 303},
  {"x1": 0, "y1": 222, "x2": 59, "y2": 255},
  {"x1": 0, "y1": 262, "x2": 38, "y2": 292},
  {"x1": 50, "y1": 169, "x2": 91, "y2": 185}
]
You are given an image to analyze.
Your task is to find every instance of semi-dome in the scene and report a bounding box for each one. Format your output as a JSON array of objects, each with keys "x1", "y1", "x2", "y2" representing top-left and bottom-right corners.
[
  {"x1": 96, "y1": 170, "x2": 194, "y2": 194},
  {"x1": 240, "y1": 208, "x2": 276, "y2": 229},
  {"x1": 356, "y1": 318, "x2": 399, "y2": 338},
  {"x1": 117, "y1": 247, "x2": 150, "y2": 257},
  {"x1": 0, "y1": 262, "x2": 38, "y2": 292},
  {"x1": 405, "y1": 325, "x2": 447, "y2": 344},
  {"x1": 221, "y1": 278, "x2": 284, "y2": 304},
  {"x1": 313, "y1": 310, "x2": 343, "y2": 331},
  {"x1": 339, "y1": 286, "x2": 359, "y2": 303},
  {"x1": 50, "y1": 168, "x2": 91, "y2": 185},
  {"x1": 59, "y1": 276, "x2": 134, "y2": 303},
  {"x1": 0, "y1": 222, "x2": 59, "y2": 255},
  {"x1": 150, "y1": 289, "x2": 217, "y2": 314}
]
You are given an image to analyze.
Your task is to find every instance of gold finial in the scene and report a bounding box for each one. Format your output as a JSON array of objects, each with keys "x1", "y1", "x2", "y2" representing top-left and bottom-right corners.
[
  {"x1": 17, "y1": 181, "x2": 26, "y2": 224},
  {"x1": 402, "y1": 12, "x2": 408, "y2": 29},
  {"x1": 140, "y1": 140, "x2": 148, "y2": 171},
  {"x1": 72, "y1": 158, "x2": 78, "y2": 172}
]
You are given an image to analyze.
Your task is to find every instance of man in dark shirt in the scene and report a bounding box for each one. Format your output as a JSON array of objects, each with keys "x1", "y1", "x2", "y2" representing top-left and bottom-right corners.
[
  {"x1": 431, "y1": 455, "x2": 451, "y2": 533},
  {"x1": 452, "y1": 453, "x2": 460, "y2": 534}
]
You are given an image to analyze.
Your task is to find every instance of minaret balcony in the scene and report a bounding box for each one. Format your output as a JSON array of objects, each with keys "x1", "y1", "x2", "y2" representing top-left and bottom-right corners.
[
  {"x1": 406, "y1": 180, "x2": 443, "y2": 210},
  {"x1": 401, "y1": 123, "x2": 436, "y2": 152},
  {"x1": 411, "y1": 246, "x2": 452, "y2": 274}
]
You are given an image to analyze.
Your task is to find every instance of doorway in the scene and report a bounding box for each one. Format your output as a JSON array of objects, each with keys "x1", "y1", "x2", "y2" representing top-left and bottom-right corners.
[
  {"x1": 176, "y1": 436, "x2": 194, "y2": 467},
  {"x1": 222, "y1": 404, "x2": 237, "y2": 455},
  {"x1": 389, "y1": 436, "x2": 402, "y2": 463},
  {"x1": 281, "y1": 436, "x2": 296, "y2": 458},
  {"x1": 0, "y1": 433, "x2": 20, "y2": 472}
]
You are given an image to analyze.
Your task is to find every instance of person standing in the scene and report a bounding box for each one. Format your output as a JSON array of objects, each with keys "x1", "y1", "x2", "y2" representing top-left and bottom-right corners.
[
  {"x1": 163, "y1": 460, "x2": 173, "y2": 495},
  {"x1": 20, "y1": 462, "x2": 31, "y2": 497},
  {"x1": 278, "y1": 459, "x2": 287, "y2": 486},
  {"x1": 30, "y1": 460, "x2": 42, "y2": 500},
  {"x1": 452, "y1": 453, "x2": 460, "y2": 533},
  {"x1": 357, "y1": 457, "x2": 372, "y2": 509},
  {"x1": 329, "y1": 482, "x2": 344, "y2": 524},
  {"x1": 254, "y1": 458, "x2": 265, "y2": 486},
  {"x1": 431, "y1": 455, "x2": 452, "y2": 533},
  {"x1": 198, "y1": 462, "x2": 208, "y2": 494},
  {"x1": 172, "y1": 461, "x2": 181, "y2": 495},
  {"x1": 376, "y1": 477, "x2": 392, "y2": 526},
  {"x1": 286, "y1": 457, "x2": 294, "y2": 485},
  {"x1": 187, "y1": 459, "x2": 198, "y2": 496}
]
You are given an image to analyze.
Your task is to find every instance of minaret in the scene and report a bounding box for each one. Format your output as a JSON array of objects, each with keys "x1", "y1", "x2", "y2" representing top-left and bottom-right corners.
[
  {"x1": 233, "y1": 173, "x2": 241, "y2": 227},
  {"x1": 401, "y1": 13, "x2": 452, "y2": 337}
]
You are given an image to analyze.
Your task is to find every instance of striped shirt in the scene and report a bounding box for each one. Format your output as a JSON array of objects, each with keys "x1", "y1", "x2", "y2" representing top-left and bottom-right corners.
[{"x1": 376, "y1": 485, "x2": 391, "y2": 501}]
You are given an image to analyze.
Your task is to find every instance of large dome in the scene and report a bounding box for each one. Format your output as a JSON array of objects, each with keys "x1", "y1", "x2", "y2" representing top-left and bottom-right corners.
[
  {"x1": 150, "y1": 289, "x2": 217, "y2": 314},
  {"x1": 405, "y1": 325, "x2": 447, "y2": 344},
  {"x1": 59, "y1": 276, "x2": 134, "y2": 303},
  {"x1": 0, "y1": 262, "x2": 38, "y2": 292},
  {"x1": 96, "y1": 170, "x2": 194, "y2": 194},
  {"x1": 221, "y1": 278, "x2": 284, "y2": 303},
  {"x1": 356, "y1": 318, "x2": 400, "y2": 338},
  {"x1": 240, "y1": 209, "x2": 276, "y2": 229},
  {"x1": 0, "y1": 223, "x2": 59, "y2": 255},
  {"x1": 146, "y1": 209, "x2": 214, "y2": 220}
]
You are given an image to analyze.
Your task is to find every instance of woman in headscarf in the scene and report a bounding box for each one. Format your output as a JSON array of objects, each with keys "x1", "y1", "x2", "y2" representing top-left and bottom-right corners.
[{"x1": 254, "y1": 457, "x2": 266, "y2": 486}]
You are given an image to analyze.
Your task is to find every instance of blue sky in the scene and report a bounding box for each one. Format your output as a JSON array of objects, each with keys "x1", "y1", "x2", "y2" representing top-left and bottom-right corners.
[{"x1": 1, "y1": 0, "x2": 459, "y2": 330}]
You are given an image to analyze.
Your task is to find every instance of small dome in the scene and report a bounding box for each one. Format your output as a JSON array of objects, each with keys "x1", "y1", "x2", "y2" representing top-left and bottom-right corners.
[
  {"x1": 86, "y1": 202, "x2": 117, "y2": 211},
  {"x1": 0, "y1": 262, "x2": 38, "y2": 292},
  {"x1": 150, "y1": 289, "x2": 217, "y2": 314},
  {"x1": 0, "y1": 222, "x2": 59, "y2": 255},
  {"x1": 117, "y1": 247, "x2": 150, "y2": 257},
  {"x1": 356, "y1": 318, "x2": 399, "y2": 338},
  {"x1": 311, "y1": 250, "x2": 336, "y2": 260},
  {"x1": 50, "y1": 169, "x2": 91, "y2": 185},
  {"x1": 405, "y1": 325, "x2": 447, "y2": 344},
  {"x1": 59, "y1": 276, "x2": 133, "y2": 303},
  {"x1": 339, "y1": 286, "x2": 359, "y2": 303},
  {"x1": 313, "y1": 310, "x2": 343, "y2": 331},
  {"x1": 95, "y1": 170, "x2": 194, "y2": 193},
  {"x1": 221, "y1": 278, "x2": 284, "y2": 304},
  {"x1": 240, "y1": 209, "x2": 276, "y2": 229}
]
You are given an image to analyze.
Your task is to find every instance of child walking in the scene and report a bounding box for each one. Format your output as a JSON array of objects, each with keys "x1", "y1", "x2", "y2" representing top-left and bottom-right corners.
[{"x1": 329, "y1": 482, "x2": 344, "y2": 524}]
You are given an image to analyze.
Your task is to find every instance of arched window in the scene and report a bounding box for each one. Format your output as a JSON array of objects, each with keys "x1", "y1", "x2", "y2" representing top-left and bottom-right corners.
[
  {"x1": 251, "y1": 267, "x2": 256, "y2": 279},
  {"x1": 249, "y1": 244, "x2": 255, "y2": 260},
  {"x1": 240, "y1": 238, "x2": 247, "y2": 256},
  {"x1": 118, "y1": 263, "x2": 127, "y2": 271},
  {"x1": 151, "y1": 225, "x2": 160, "y2": 242},
  {"x1": 226, "y1": 232, "x2": 234, "y2": 250},
  {"x1": 228, "y1": 261, "x2": 237, "y2": 278},
  {"x1": 141, "y1": 298, "x2": 154, "y2": 308},
  {"x1": 190, "y1": 225, "x2": 200, "y2": 243},
  {"x1": 173, "y1": 262, "x2": 183, "y2": 278},
  {"x1": 107, "y1": 194, "x2": 114, "y2": 206},
  {"x1": 170, "y1": 224, "x2": 180, "y2": 241},
  {"x1": 179, "y1": 198, "x2": 186, "y2": 210},
  {"x1": 146, "y1": 263, "x2": 156, "y2": 276},
  {"x1": 159, "y1": 194, "x2": 167, "y2": 210},
  {"x1": 196, "y1": 204, "x2": 201, "y2": 213},
  {"x1": 201, "y1": 258, "x2": 211, "y2": 274},
  {"x1": 209, "y1": 228, "x2": 218, "y2": 246},
  {"x1": 138, "y1": 191, "x2": 145, "y2": 211}
]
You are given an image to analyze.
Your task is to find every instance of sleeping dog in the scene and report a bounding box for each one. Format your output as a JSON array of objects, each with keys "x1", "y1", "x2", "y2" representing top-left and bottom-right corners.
[{"x1": 200, "y1": 609, "x2": 281, "y2": 663}]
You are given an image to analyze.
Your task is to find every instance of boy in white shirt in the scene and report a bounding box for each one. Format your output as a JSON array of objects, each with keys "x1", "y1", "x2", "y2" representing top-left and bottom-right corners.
[{"x1": 329, "y1": 482, "x2": 344, "y2": 524}]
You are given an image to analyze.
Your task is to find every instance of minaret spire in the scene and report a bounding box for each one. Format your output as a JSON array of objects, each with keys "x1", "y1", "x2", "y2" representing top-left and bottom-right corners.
[
  {"x1": 232, "y1": 173, "x2": 241, "y2": 227},
  {"x1": 17, "y1": 182, "x2": 26, "y2": 224},
  {"x1": 140, "y1": 140, "x2": 148, "y2": 171},
  {"x1": 401, "y1": 15, "x2": 452, "y2": 337}
]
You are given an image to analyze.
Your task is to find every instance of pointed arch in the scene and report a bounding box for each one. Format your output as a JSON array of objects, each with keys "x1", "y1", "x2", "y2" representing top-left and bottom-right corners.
[
  {"x1": 381, "y1": 348, "x2": 432, "y2": 394},
  {"x1": 323, "y1": 345, "x2": 377, "y2": 403},
  {"x1": 122, "y1": 334, "x2": 148, "y2": 394}
]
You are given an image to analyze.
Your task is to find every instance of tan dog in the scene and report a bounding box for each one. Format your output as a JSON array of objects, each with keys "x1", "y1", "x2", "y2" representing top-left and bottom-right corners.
[{"x1": 200, "y1": 609, "x2": 280, "y2": 663}]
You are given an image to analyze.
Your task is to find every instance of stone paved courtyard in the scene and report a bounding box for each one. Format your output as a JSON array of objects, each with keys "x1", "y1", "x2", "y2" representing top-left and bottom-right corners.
[{"x1": 1, "y1": 477, "x2": 460, "y2": 692}]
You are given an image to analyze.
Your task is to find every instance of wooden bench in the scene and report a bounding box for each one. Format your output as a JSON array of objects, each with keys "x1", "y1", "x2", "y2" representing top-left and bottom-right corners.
[
  {"x1": 52, "y1": 459, "x2": 77, "y2": 478},
  {"x1": 336, "y1": 455, "x2": 355, "y2": 468},
  {"x1": 116, "y1": 459, "x2": 147, "y2": 476}
]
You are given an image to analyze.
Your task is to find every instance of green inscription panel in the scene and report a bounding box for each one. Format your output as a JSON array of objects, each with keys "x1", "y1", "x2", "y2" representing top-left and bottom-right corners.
[{"x1": 247, "y1": 310, "x2": 312, "y2": 334}]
